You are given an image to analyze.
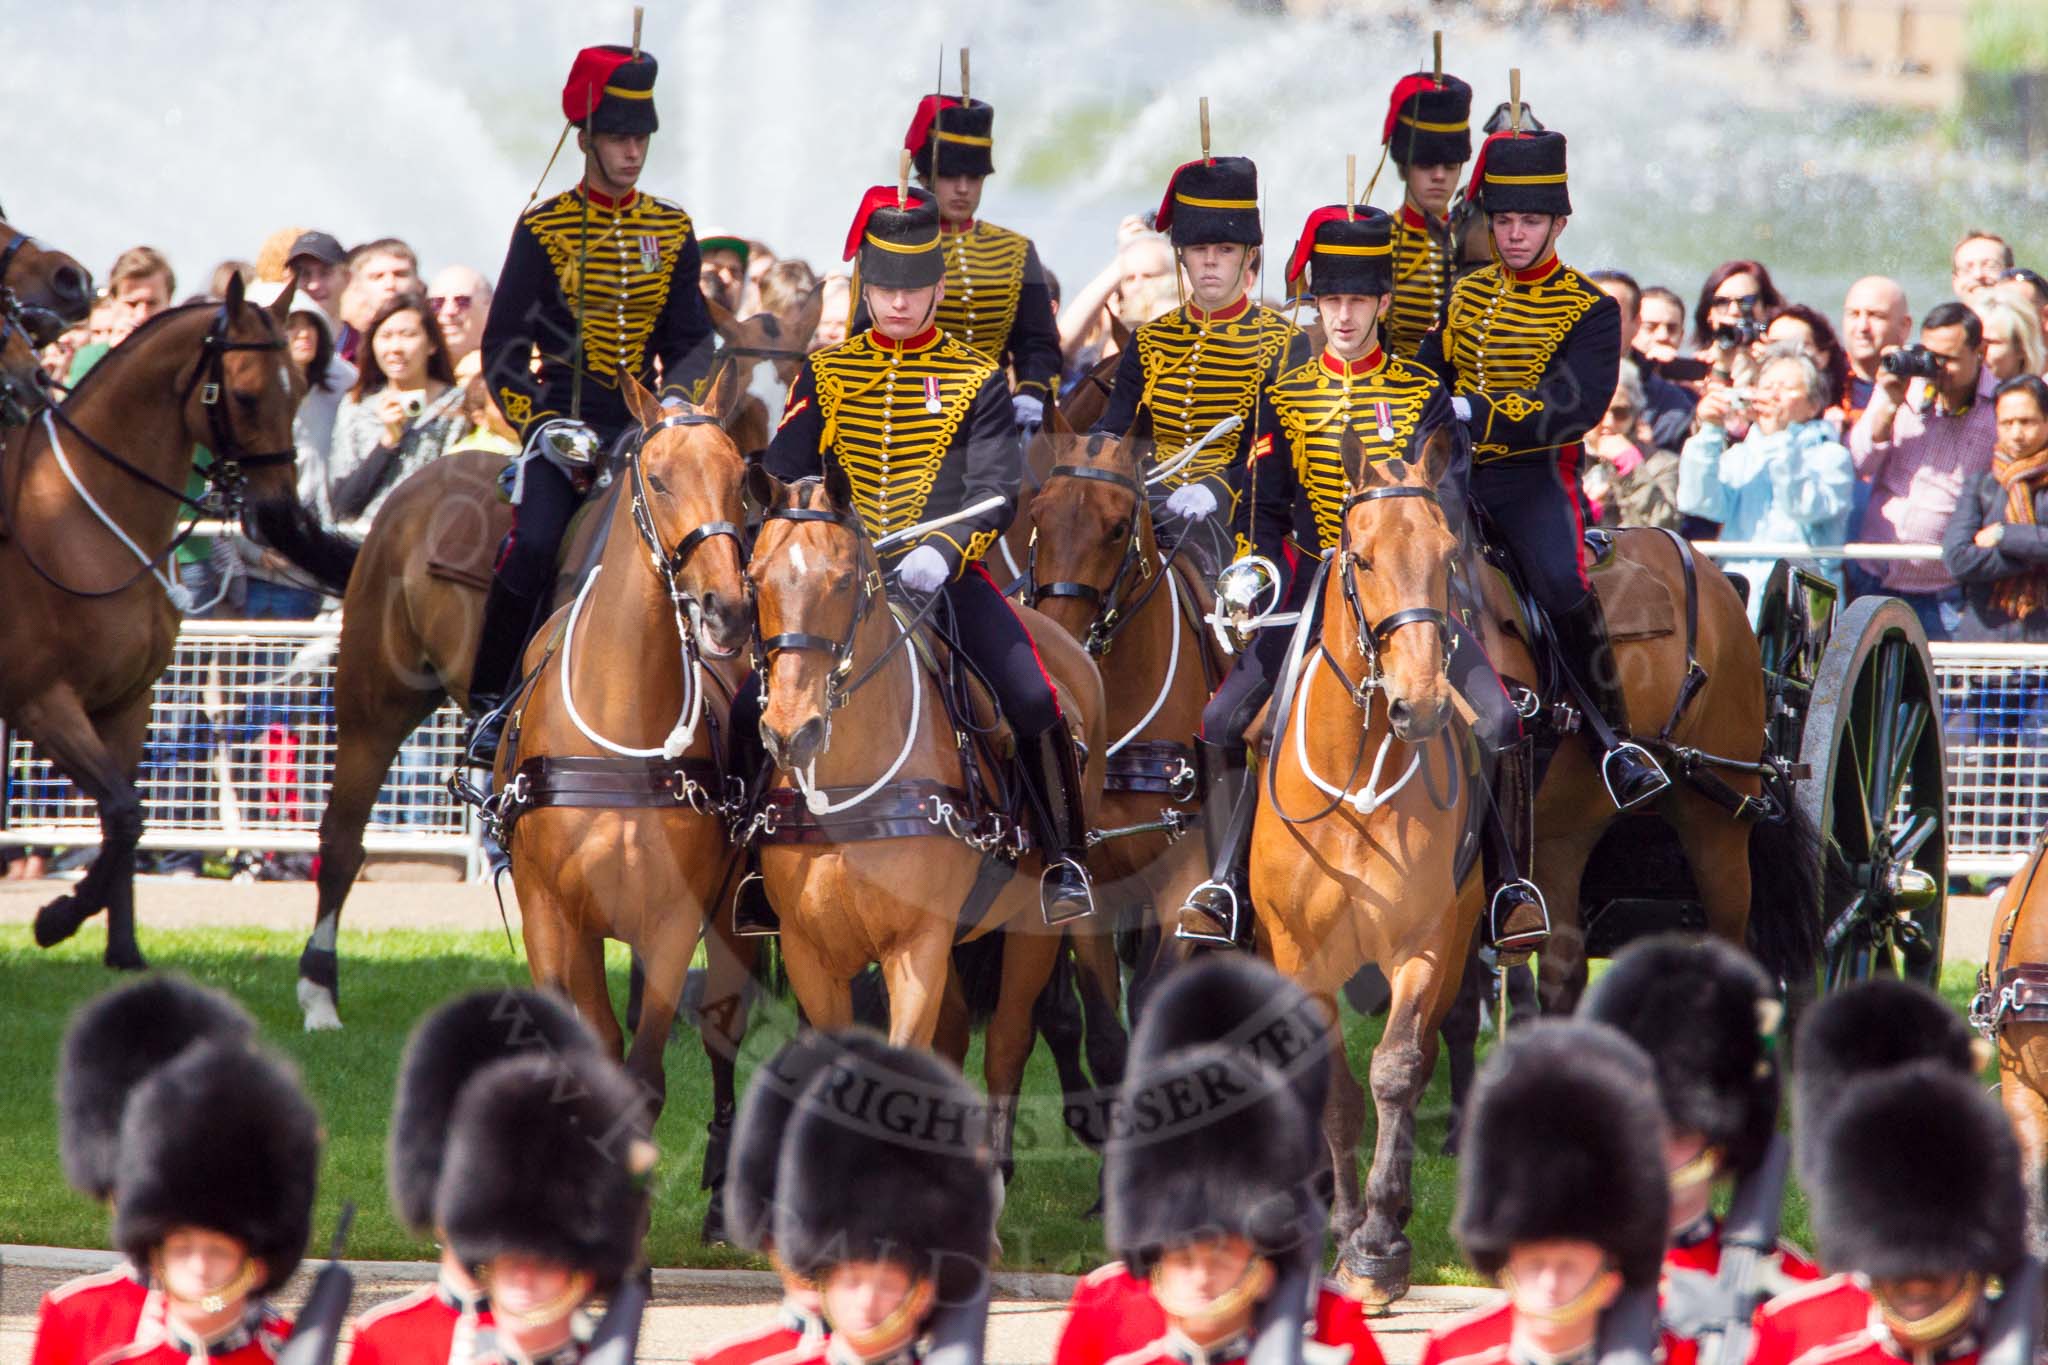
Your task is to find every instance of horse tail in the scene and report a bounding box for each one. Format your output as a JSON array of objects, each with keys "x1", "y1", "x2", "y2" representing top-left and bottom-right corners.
[
  {"x1": 952, "y1": 933, "x2": 1009, "y2": 1025},
  {"x1": 1744, "y1": 794, "x2": 1824, "y2": 990},
  {"x1": 249, "y1": 495, "x2": 360, "y2": 595}
]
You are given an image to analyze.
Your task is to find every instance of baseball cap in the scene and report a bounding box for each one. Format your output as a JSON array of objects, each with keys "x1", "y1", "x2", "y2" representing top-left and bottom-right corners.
[{"x1": 286, "y1": 231, "x2": 344, "y2": 267}]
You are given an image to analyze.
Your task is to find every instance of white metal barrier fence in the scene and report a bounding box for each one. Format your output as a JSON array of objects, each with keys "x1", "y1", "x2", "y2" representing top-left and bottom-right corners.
[{"x1": 3, "y1": 608, "x2": 2044, "y2": 877}]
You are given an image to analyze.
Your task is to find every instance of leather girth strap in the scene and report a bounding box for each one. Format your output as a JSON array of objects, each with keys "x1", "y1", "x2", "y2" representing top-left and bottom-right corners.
[
  {"x1": 1105, "y1": 739, "x2": 1197, "y2": 797},
  {"x1": 497, "y1": 753, "x2": 723, "y2": 839}
]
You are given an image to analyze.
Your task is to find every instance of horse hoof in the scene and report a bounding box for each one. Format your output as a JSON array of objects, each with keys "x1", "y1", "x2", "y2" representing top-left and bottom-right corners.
[
  {"x1": 103, "y1": 943, "x2": 147, "y2": 972},
  {"x1": 1336, "y1": 1251, "x2": 1412, "y2": 1313},
  {"x1": 34, "y1": 894, "x2": 95, "y2": 948},
  {"x1": 298, "y1": 978, "x2": 344, "y2": 1032}
]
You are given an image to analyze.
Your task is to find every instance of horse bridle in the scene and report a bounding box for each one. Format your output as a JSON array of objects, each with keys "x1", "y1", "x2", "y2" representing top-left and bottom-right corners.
[
  {"x1": 0, "y1": 304, "x2": 42, "y2": 428},
  {"x1": 629, "y1": 407, "x2": 747, "y2": 654},
  {"x1": 1028, "y1": 462, "x2": 1180, "y2": 658},
  {"x1": 1333, "y1": 482, "x2": 1455, "y2": 698},
  {"x1": 0, "y1": 230, "x2": 72, "y2": 349},
  {"x1": 749, "y1": 504, "x2": 883, "y2": 713}
]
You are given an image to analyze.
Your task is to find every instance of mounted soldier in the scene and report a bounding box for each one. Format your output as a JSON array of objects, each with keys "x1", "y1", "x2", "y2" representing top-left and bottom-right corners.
[
  {"x1": 747, "y1": 177, "x2": 1096, "y2": 929},
  {"x1": 1416, "y1": 109, "x2": 1669, "y2": 811},
  {"x1": 1092, "y1": 112, "x2": 1309, "y2": 571},
  {"x1": 33, "y1": 977, "x2": 256, "y2": 1365},
  {"x1": 470, "y1": 36, "x2": 716, "y2": 761},
  {"x1": 1176, "y1": 199, "x2": 1542, "y2": 952},
  {"x1": 895, "y1": 52, "x2": 1060, "y2": 428},
  {"x1": 1378, "y1": 45, "x2": 1473, "y2": 361},
  {"x1": 349, "y1": 990, "x2": 602, "y2": 1365}
]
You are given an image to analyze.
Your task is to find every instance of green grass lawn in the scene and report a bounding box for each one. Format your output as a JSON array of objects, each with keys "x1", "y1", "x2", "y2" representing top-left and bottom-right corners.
[{"x1": 0, "y1": 925, "x2": 1991, "y2": 1283}]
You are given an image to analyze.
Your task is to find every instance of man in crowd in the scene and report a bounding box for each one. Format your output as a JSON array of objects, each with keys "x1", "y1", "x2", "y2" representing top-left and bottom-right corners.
[
  {"x1": 1952, "y1": 228, "x2": 2013, "y2": 304},
  {"x1": 425, "y1": 264, "x2": 492, "y2": 366},
  {"x1": 1593, "y1": 269, "x2": 1696, "y2": 450},
  {"x1": 68, "y1": 246, "x2": 176, "y2": 383},
  {"x1": 698, "y1": 230, "x2": 748, "y2": 313},
  {"x1": 1849, "y1": 300, "x2": 1999, "y2": 640},
  {"x1": 1840, "y1": 275, "x2": 1912, "y2": 422},
  {"x1": 1634, "y1": 284, "x2": 1689, "y2": 367},
  {"x1": 285, "y1": 231, "x2": 348, "y2": 316}
]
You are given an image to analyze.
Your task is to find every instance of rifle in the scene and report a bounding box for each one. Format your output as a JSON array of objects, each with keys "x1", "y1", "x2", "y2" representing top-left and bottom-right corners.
[
  {"x1": 583, "y1": 1270, "x2": 650, "y2": 1365},
  {"x1": 924, "y1": 1273, "x2": 991, "y2": 1365},
  {"x1": 1598, "y1": 1285, "x2": 1665, "y2": 1365},
  {"x1": 1979, "y1": 1257, "x2": 2045, "y2": 1365},
  {"x1": 278, "y1": 1203, "x2": 356, "y2": 1365},
  {"x1": 1662, "y1": 1133, "x2": 1793, "y2": 1365},
  {"x1": 1245, "y1": 1258, "x2": 1314, "y2": 1365}
]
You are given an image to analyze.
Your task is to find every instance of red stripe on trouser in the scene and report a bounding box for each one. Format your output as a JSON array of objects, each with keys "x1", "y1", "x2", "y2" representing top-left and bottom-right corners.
[
  {"x1": 971, "y1": 562, "x2": 1064, "y2": 722},
  {"x1": 1553, "y1": 442, "x2": 1592, "y2": 595}
]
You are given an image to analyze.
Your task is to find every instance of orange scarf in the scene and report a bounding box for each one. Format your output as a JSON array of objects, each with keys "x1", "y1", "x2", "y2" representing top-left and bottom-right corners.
[{"x1": 1992, "y1": 445, "x2": 2048, "y2": 621}]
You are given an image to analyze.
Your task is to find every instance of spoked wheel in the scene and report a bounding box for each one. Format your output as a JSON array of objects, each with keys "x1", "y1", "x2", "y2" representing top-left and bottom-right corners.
[{"x1": 1796, "y1": 596, "x2": 1948, "y2": 988}]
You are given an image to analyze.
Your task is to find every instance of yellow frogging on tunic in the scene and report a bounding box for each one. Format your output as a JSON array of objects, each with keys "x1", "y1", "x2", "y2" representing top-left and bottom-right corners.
[
  {"x1": 1267, "y1": 352, "x2": 1439, "y2": 550},
  {"x1": 809, "y1": 330, "x2": 993, "y2": 545},
  {"x1": 1386, "y1": 212, "x2": 1452, "y2": 361},
  {"x1": 1439, "y1": 258, "x2": 1602, "y2": 462},
  {"x1": 1134, "y1": 302, "x2": 1299, "y2": 493},
  {"x1": 936, "y1": 222, "x2": 1030, "y2": 362},
  {"x1": 524, "y1": 189, "x2": 693, "y2": 391}
]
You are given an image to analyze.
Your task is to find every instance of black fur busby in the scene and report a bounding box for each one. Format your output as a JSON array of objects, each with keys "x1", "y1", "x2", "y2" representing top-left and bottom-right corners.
[
  {"x1": 387, "y1": 989, "x2": 601, "y2": 1235},
  {"x1": 112, "y1": 1040, "x2": 320, "y2": 1295},
  {"x1": 1124, "y1": 954, "x2": 1331, "y2": 1163},
  {"x1": 1384, "y1": 72, "x2": 1474, "y2": 170},
  {"x1": 562, "y1": 46, "x2": 658, "y2": 137},
  {"x1": 1454, "y1": 1020, "x2": 1670, "y2": 1289},
  {"x1": 726, "y1": 1032, "x2": 852, "y2": 1253},
  {"x1": 1155, "y1": 157, "x2": 1263, "y2": 248},
  {"x1": 437, "y1": 1053, "x2": 653, "y2": 1291},
  {"x1": 1791, "y1": 978, "x2": 1980, "y2": 1179},
  {"x1": 1106, "y1": 1043, "x2": 1323, "y2": 1278},
  {"x1": 1470, "y1": 130, "x2": 1571, "y2": 217},
  {"x1": 59, "y1": 975, "x2": 256, "y2": 1202},
  {"x1": 906, "y1": 95, "x2": 995, "y2": 180},
  {"x1": 843, "y1": 186, "x2": 944, "y2": 290},
  {"x1": 1579, "y1": 934, "x2": 1780, "y2": 1178},
  {"x1": 773, "y1": 1037, "x2": 998, "y2": 1303},
  {"x1": 1285, "y1": 206, "x2": 1395, "y2": 301},
  {"x1": 1809, "y1": 1061, "x2": 2025, "y2": 1279}
]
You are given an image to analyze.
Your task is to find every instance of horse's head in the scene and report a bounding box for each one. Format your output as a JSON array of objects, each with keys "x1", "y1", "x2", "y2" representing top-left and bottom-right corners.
[
  {"x1": 1334, "y1": 423, "x2": 1460, "y2": 742},
  {"x1": 0, "y1": 300, "x2": 45, "y2": 428},
  {"x1": 0, "y1": 221, "x2": 93, "y2": 346},
  {"x1": 184, "y1": 273, "x2": 305, "y2": 503},
  {"x1": 1026, "y1": 420, "x2": 1150, "y2": 652},
  {"x1": 744, "y1": 459, "x2": 877, "y2": 774},
  {"x1": 619, "y1": 367, "x2": 753, "y2": 657}
]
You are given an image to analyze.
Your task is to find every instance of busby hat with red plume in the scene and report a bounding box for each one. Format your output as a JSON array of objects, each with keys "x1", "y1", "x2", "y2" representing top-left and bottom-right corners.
[
  {"x1": 562, "y1": 45, "x2": 658, "y2": 137},
  {"x1": 1383, "y1": 72, "x2": 1473, "y2": 169},
  {"x1": 1285, "y1": 206, "x2": 1394, "y2": 300},
  {"x1": 1467, "y1": 129, "x2": 1571, "y2": 216},
  {"x1": 1155, "y1": 157, "x2": 1262, "y2": 248},
  {"x1": 905, "y1": 95, "x2": 995, "y2": 180},
  {"x1": 843, "y1": 185, "x2": 944, "y2": 291}
]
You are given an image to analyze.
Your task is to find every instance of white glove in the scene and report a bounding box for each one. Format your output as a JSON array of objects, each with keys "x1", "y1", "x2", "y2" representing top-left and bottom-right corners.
[
  {"x1": 1012, "y1": 393, "x2": 1045, "y2": 427},
  {"x1": 1164, "y1": 482, "x2": 1219, "y2": 523},
  {"x1": 1451, "y1": 396, "x2": 1473, "y2": 423},
  {"x1": 896, "y1": 544, "x2": 950, "y2": 593}
]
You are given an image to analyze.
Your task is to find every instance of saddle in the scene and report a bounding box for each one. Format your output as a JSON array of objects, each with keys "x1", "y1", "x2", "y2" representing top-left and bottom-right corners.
[{"x1": 424, "y1": 456, "x2": 626, "y2": 592}]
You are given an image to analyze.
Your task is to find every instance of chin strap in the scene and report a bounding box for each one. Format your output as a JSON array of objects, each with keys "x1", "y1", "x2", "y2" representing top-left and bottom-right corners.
[
  {"x1": 1878, "y1": 1275, "x2": 1985, "y2": 1353},
  {"x1": 828, "y1": 1276, "x2": 937, "y2": 1363},
  {"x1": 152, "y1": 1251, "x2": 263, "y2": 1316}
]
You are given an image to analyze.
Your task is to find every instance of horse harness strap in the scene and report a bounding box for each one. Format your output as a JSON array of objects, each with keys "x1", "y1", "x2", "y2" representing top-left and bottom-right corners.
[
  {"x1": 1105, "y1": 738, "x2": 1198, "y2": 799},
  {"x1": 1973, "y1": 828, "x2": 2048, "y2": 1038},
  {"x1": 493, "y1": 753, "x2": 726, "y2": 839},
  {"x1": 1651, "y1": 527, "x2": 1709, "y2": 743},
  {"x1": 1029, "y1": 462, "x2": 1186, "y2": 658}
]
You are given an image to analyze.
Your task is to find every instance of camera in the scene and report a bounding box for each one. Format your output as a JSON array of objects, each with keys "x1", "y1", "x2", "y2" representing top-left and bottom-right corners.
[
  {"x1": 1712, "y1": 319, "x2": 1762, "y2": 349},
  {"x1": 1880, "y1": 344, "x2": 1946, "y2": 381},
  {"x1": 404, "y1": 396, "x2": 424, "y2": 418}
]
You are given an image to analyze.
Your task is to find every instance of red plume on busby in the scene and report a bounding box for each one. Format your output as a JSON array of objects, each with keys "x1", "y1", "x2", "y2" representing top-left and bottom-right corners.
[
  {"x1": 59, "y1": 975, "x2": 257, "y2": 1203},
  {"x1": 561, "y1": 44, "x2": 658, "y2": 136},
  {"x1": 904, "y1": 95, "x2": 996, "y2": 180},
  {"x1": 1284, "y1": 206, "x2": 1393, "y2": 299}
]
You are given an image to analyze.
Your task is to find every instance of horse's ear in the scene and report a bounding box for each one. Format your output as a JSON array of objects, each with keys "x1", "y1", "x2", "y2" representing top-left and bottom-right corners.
[
  {"x1": 790, "y1": 283, "x2": 826, "y2": 352},
  {"x1": 1339, "y1": 423, "x2": 1365, "y2": 488},
  {"x1": 706, "y1": 296, "x2": 741, "y2": 343},
  {"x1": 699, "y1": 356, "x2": 745, "y2": 421},
  {"x1": 269, "y1": 279, "x2": 297, "y2": 324},
  {"x1": 823, "y1": 457, "x2": 855, "y2": 513},
  {"x1": 619, "y1": 366, "x2": 663, "y2": 429},
  {"x1": 744, "y1": 459, "x2": 784, "y2": 513},
  {"x1": 1046, "y1": 393, "x2": 1075, "y2": 438},
  {"x1": 1418, "y1": 424, "x2": 1453, "y2": 486},
  {"x1": 1110, "y1": 314, "x2": 1133, "y2": 352},
  {"x1": 225, "y1": 269, "x2": 246, "y2": 313}
]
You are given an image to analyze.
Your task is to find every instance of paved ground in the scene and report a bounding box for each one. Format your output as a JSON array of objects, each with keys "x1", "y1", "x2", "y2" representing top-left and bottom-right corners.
[{"x1": 0, "y1": 1247, "x2": 1492, "y2": 1365}]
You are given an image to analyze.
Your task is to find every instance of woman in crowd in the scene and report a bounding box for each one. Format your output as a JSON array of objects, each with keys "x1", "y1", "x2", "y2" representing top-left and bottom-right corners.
[
  {"x1": 1584, "y1": 360, "x2": 1681, "y2": 530},
  {"x1": 1679, "y1": 346, "x2": 1854, "y2": 611},
  {"x1": 1978, "y1": 291, "x2": 2047, "y2": 384},
  {"x1": 1761, "y1": 302, "x2": 1852, "y2": 428},
  {"x1": 325, "y1": 290, "x2": 466, "y2": 536},
  {"x1": 1944, "y1": 374, "x2": 2048, "y2": 642},
  {"x1": 1690, "y1": 257, "x2": 1784, "y2": 357}
]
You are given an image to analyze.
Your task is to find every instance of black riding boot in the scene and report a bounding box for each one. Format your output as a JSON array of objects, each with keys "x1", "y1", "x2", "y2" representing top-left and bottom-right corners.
[
  {"x1": 463, "y1": 576, "x2": 541, "y2": 767},
  {"x1": 1015, "y1": 723, "x2": 1096, "y2": 926},
  {"x1": 1176, "y1": 737, "x2": 1257, "y2": 949},
  {"x1": 1485, "y1": 735, "x2": 1548, "y2": 957},
  {"x1": 1553, "y1": 590, "x2": 1670, "y2": 810}
]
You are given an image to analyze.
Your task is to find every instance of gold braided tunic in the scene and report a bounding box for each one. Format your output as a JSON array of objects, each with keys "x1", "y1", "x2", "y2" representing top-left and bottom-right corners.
[
  {"x1": 1385, "y1": 203, "x2": 1454, "y2": 361},
  {"x1": 932, "y1": 220, "x2": 1062, "y2": 398}
]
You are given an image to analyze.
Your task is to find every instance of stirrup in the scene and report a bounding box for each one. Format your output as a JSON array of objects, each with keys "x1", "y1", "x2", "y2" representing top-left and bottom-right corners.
[
  {"x1": 1600, "y1": 741, "x2": 1672, "y2": 811},
  {"x1": 731, "y1": 872, "x2": 780, "y2": 939},
  {"x1": 1488, "y1": 880, "x2": 1550, "y2": 955},
  {"x1": 1040, "y1": 858, "x2": 1096, "y2": 928},
  {"x1": 1174, "y1": 880, "x2": 1243, "y2": 947},
  {"x1": 462, "y1": 697, "x2": 513, "y2": 770}
]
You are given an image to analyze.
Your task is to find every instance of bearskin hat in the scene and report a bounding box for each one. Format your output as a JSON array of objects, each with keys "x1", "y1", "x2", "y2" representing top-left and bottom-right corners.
[
  {"x1": 1285, "y1": 206, "x2": 1395, "y2": 301},
  {"x1": 1106, "y1": 1042, "x2": 1323, "y2": 1278},
  {"x1": 843, "y1": 185, "x2": 944, "y2": 291},
  {"x1": 1125, "y1": 953, "x2": 1331, "y2": 1159},
  {"x1": 773, "y1": 1036, "x2": 998, "y2": 1304},
  {"x1": 906, "y1": 95, "x2": 995, "y2": 181},
  {"x1": 562, "y1": 45, "x2": 658, "y2": 137},
  {"x1": 1155, "y1": 157, "x2": 1262, "y2": 248},
  {"x1": 112, "y1": 1040, "x2": 320, "y2": 1295},
  {"x1": 437, "y1": 1053, "x2": 654, "y2": 1291},
  {"x1": 1809, "y1": 1061, "x2": 2024, "y2": 1279},
  {"x1": 1791, "y1": 978, "x2": 1980, "y2": 1180},
  {"x1": 726, "y1": 1032, "x2": 854, "y2": 1253},
  {"x1": 387, "y1": 989, "x2": 601, "y2": 1235},
  {"x1": 1579, "y1": 935, "x2": 1780, "y2": 1178},
  {"x1": 1454, "y1": 1020, "x2": 1669, "y2": 1289},
  {"x1": 59, "y1": 975, "x2": 257, "y2": 1202}
]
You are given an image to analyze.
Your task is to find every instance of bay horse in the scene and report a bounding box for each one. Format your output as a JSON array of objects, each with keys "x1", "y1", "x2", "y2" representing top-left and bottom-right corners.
[
  {"x1": 1980, "y1": 825, "x2": 2048, "y2": 1254},
  {"x1": 1249, "y1": 424, "x2": 1482, "y2": 1309},
  {"x1": 0, "y1": 219, "x2": 94, "y2": 348},
  {"x1": 7, "y1": 277, "x2": 349, "y2": 967},
  {"x1": 742, "y1": 465, "x2": 1108, "y2": 1176},
  {"x1": 491, "y1": 370, "x2": 753, "y2": 1118}
]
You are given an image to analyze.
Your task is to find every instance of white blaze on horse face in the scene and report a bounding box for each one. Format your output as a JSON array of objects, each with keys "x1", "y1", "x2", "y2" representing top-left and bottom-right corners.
[{"x1": 790, "y1": 543, "x2": 809, "y2": 577}]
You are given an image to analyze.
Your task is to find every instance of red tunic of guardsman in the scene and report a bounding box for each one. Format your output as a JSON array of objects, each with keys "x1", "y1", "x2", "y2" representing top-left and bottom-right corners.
[
  {"x1": 91, "y1": 1311, "x2": 292, "y2": 1365},
  {"x1": 1053, "y1": 1264, "x2": 1165, "y2": 1365},
  {"x1": 1746, "y1": 1278, "x2": 1875, "y2": 1365},
  {"x1": 899, "y1": 90, "x2": 1062, "y2": 421},
  {"x1": 32, "y1": 978, "x2": 258, "y2": 1365},
  {"x1": 1378, "y1": 69, "x2": 1473, "y2": 359},
  {"x1": 1094, "y1": 152, "x2": 1307, "y2": 554},
  {"x1": 347, "y1": 1280, "x2": 492, "y2": 1365}
]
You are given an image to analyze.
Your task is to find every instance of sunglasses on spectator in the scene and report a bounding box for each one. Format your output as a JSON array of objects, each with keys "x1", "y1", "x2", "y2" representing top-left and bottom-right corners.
[
  {"x1": 1712, "y1": 293, "x2": 1761, "y2": 310},
  {"x1": 429, "y1": 294, "x2": 475, "y2": 313}
]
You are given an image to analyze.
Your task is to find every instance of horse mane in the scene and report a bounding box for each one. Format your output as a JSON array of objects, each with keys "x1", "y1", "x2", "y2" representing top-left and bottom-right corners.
[{"x1": 60, "y1": 299, "x2": 270, "y2": 406}]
